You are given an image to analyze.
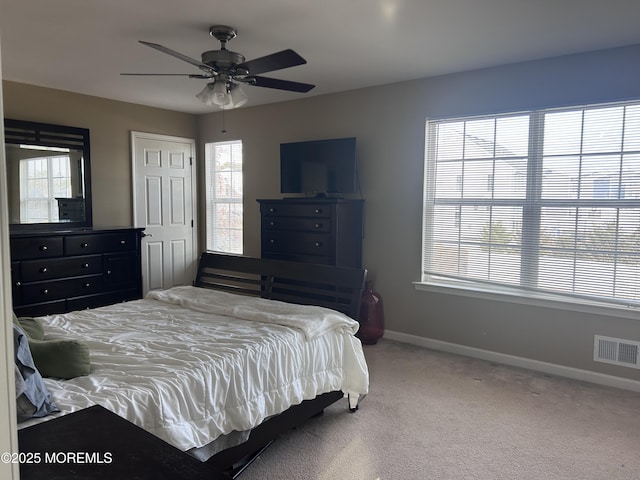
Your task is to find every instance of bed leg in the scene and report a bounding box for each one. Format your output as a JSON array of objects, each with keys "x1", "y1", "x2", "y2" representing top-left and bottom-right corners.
[{"x1": 348, "y1": 394, "x2": 359, "y2": 412}]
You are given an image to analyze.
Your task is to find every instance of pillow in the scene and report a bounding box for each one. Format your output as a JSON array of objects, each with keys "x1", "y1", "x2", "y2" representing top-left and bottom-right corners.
[
  {"x1": 13, "y1": 312, "x2": 91, "y2": 379},
  {"x1": 13, "y1": 324, "x2": 59, "y2": 422},
  {"x1": 28, "y1": 338, "x2": 91, "y2": 379},
  {"x1": 13, "y1": 314, "x2": 45, "y2": 341}
]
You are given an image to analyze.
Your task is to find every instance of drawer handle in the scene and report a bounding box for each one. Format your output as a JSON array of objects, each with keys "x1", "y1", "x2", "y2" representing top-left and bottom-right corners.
[
  {"x1": 314, "y1": 208, "x2": 322, "y2": 214},
  {"x1": 39, "y1": 267, "x2": 48, "y2": 274},
  {"x1": 120, "y1": 240, "x2": 126, "y2": 245},
  {"x1": 106, "y1": 270, "x2": 112, "y2": 275},
  {"x1": 269, "y1": 221, "x2": 277, "y2": 227},
  {"x1": 314, "y1": 223, "x2": 322, "y2": 229},
  {"x1": 41, "y1": 289, "x2": 49, "y2": 296},
  {"x1": 269, "y1": 207, "x2": 277, "y2": 213},
  {"x1": 269, "y1": 239, "x2": 277, "y2": 245},
  {"x1": 82, "y1": 263, "x2": 90, "y2": 269},
  {"x1": 39, "y1": 245, "x2": 48, "y2": 252},
  {"x1": 314, "y1": 241, "x2": 323, "y2": 247},
  {"x1": 83, "y1": 283, "x2": 91, "y2": 288},
  {"x1": 15, "y1": 281, "x2": 21, "y2": 287},
  {"x1": 81, "y1": 242, "x2": 89, "y2": 248}
]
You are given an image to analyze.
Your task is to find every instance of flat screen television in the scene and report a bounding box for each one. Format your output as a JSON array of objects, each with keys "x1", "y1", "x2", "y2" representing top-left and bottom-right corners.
[{"x1": 280, "y1": 137, "x2": 357, "y2": 196}]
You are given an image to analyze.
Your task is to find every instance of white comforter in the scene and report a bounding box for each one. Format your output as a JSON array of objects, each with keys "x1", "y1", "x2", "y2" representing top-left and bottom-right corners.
[{"x1": 23, "y1": 286, "x2": 369, "y2": 452}]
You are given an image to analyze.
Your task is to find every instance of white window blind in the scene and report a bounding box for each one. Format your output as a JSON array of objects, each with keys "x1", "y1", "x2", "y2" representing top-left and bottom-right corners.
[
  {"x1": 205, "y1": 140, "x2": 243, "y2": 254},
  {"x1": 422, "y1": 101, "x2": 640, "y2": 311}
]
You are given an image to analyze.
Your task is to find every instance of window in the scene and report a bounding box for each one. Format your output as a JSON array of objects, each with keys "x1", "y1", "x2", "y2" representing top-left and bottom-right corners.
[
  {"x1": 20, "y1": 154, "x2": 72, "y2": 223},
  {"x1": 422, "y1": 101, "x2": 640, "y2": 312},
  {"x1": 205, "y1": 140, "x2": 243, "y2": 254}
]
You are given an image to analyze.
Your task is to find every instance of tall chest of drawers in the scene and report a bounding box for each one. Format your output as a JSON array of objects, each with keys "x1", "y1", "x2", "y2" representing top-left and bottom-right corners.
[
  {"x1": 258, "y1": 198, "x2": 363, "y2": 268},
  {"x1": 10, "y1": 227, "x2": 144, "y2": 316}
]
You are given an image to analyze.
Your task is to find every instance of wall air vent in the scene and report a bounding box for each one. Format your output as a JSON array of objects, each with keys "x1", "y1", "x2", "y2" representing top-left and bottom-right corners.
[{"x1": 593, "y1": 335, "x2": 640, "y2": 369}]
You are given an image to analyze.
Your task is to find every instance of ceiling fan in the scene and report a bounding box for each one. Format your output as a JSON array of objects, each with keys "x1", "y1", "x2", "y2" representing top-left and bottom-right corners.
[{"x1": 122, "y1": 25, "x2": 315, "y2": 108}]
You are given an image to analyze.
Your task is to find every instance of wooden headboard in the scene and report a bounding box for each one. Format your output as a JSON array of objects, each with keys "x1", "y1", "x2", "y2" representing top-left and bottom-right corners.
[{"x1": 194, "y1": 252, "x2": 367, "y2": 320}]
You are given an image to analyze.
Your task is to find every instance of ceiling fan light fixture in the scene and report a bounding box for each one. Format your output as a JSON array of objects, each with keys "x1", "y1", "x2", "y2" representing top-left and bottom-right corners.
[
  {"x1": 196, "y1": 82, "x2": 216, "y2": 105},
  {"x1": 211, "y1": 80, "x2": 230, "y2": 106},
  {"x1": 197, "y1": 80, "x2": 248, "y2": 109},
  {"x1": 228, "y1": 84, "x2": 248, "y2": 108},
  {"x1": 196, "y1": 80, "x2": 231, "y2": 107}
]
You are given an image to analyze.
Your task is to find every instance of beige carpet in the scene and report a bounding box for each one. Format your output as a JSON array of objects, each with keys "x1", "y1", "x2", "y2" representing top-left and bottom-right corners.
[{"x1": 239, "y1": 339, "x2": 640, "y2": 480}]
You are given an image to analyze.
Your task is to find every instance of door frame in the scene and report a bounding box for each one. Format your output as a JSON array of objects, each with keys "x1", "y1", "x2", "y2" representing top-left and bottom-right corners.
[
  {"x1": 130, "y1": 131, "x2": 198, "y2": 290},
  {"x1": 0, "y1": 45, "x2": 21, "y2": 479}
]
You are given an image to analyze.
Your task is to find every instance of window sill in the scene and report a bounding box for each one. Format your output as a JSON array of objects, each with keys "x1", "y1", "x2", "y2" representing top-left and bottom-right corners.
[{"x1": 414, "y1": 279, "x2": 640, "y2": 320}]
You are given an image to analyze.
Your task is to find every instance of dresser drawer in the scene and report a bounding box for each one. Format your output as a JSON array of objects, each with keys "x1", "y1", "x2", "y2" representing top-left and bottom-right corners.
[
  {"x1": 66, "y1": 289, "x2": 140, "y2": 311},
  {"x1": 11, "y1": 262, "x2": 20, "y2": 305},
  {"x1": 262, "y1": 216, "x2": 331, "y2": 233},
  {"x1": 104, "y1": 252, "x2": 141, "y2": 288},
  {"x1": 21, "y1": 274, "x2": 104, "y2": 303},
  {"x1": 264, "y1": 252, "x2": 334, "y2": 265},
  {"x1": 65, "y1": 231, "x2": 138, "y2": 255},
  {"x1": 11, "y1": 236, "x2": 64, "y2": 260},
  {"x1": 263, "y1": 232, "x2": 333, "y2": 256},
  {"x1": 261, "y1": 203, "x2": 331, "y2": 218},
  {"x1": 20, "y1": 255, "x2": 103, "y2": 282},
  {"x1": 13, "y1": 300, "x2": 67, "y2": 317}
]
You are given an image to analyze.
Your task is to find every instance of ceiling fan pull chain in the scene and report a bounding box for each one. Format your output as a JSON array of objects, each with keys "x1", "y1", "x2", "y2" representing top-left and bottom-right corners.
[{"x1": 221, "y1": 106, "x2": 227, "y2": 134}]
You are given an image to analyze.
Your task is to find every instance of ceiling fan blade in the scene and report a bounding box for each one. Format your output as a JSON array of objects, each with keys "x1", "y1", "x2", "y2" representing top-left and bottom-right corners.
[
  {"x1": 238, "y1": 49, "x2": 306, "y2": 75},
  {"x1": 250, "y1": 76, "x2": 315, "y2": 93},
  {"x1": 120, "y1": 73, "x2": 213, "y2": 79},
  {"x1": 139, "y1": 41, "x2": 212, "y2": 72}
]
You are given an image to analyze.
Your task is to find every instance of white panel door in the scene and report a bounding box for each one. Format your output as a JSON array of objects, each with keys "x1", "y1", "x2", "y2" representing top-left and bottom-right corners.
[{"x1": 132, "y1": 132, "x2": 197, "y2": 296}]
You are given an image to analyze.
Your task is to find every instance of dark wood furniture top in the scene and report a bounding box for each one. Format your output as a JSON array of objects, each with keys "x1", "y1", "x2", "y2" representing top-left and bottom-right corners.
[
  {"x1": 10, "y1": 227, "x2": 144, "y2": 316},
  {"x1": 18, "y1": 405, "x2": 229, "y2": 480},
  {"x1": 258, "y1": 198, "x2": 364, "y2": 268}
]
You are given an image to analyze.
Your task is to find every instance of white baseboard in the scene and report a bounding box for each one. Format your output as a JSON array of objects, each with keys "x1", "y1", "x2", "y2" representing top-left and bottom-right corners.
[{"x1": 383, "y1": 330, "x2": 640, "y2": 393}]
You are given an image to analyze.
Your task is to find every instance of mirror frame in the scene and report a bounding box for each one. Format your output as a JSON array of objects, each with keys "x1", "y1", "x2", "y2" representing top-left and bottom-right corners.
[{"x1": 4, "y1": 118, "x2": 92, "y2": 231}]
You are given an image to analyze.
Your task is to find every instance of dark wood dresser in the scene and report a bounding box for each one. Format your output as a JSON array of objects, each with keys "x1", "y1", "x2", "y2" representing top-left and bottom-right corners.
[
  {"x1": 258, "y1": 198, "x2": 363, "y2": 268},
  {"x1": 10, "y1": 227, "x2": 144, "y2": 316}
]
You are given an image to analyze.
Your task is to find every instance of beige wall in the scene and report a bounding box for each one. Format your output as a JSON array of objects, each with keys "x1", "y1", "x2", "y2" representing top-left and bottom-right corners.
[{"x1": 2, "y1": 80, "x2": 197, "y2": 227}]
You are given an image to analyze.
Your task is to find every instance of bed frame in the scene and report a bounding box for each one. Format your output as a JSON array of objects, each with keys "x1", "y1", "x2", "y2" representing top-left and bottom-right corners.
[{"x1": 194, "y1": 252, "x2": 367, "y2": 477}]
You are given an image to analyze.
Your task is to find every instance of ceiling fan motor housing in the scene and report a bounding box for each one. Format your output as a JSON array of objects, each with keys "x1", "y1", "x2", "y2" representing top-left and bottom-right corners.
[
  {"x1": 202, "y1": 49, "x2": 247, "y2": 73},
  {"x1": 204, "y1": 26, "x2": 249, "y2": 74}
]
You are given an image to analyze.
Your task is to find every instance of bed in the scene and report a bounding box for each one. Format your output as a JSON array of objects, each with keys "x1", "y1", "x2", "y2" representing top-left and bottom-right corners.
[{"x1": 16, "y1": 252, "x2": 369, "y2": 477}]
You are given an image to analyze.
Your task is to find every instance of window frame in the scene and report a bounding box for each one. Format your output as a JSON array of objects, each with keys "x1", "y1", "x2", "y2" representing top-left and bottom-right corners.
[
  {"x1": 419, "y1": 101, "x2": 640, "y2": 319},
  {"x1": 204, "y1": 139, "x2": 243, "y2": 255}
]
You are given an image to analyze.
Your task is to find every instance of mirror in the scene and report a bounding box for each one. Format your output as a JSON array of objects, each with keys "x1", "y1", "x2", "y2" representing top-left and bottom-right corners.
[{"x1": 4, "y1": 119, "x2": 92, "y2": 231}]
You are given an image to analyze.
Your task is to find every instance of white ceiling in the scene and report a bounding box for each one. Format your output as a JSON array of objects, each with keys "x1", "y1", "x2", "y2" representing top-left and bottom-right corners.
[{"x1": 2, "y1": 0, "x2": 640, "y2": 115}]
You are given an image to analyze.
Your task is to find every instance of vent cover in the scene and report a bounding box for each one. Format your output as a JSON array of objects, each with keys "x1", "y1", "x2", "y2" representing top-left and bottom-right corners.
[{"x1": 594, "y1": 335, "x2": 640, "y2": 369}]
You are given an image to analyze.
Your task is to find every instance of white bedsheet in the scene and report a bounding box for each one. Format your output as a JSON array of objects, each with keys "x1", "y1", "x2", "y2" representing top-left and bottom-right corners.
[{"x1": 19, "y1": 286, "x2": 369, "y2": 453}]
